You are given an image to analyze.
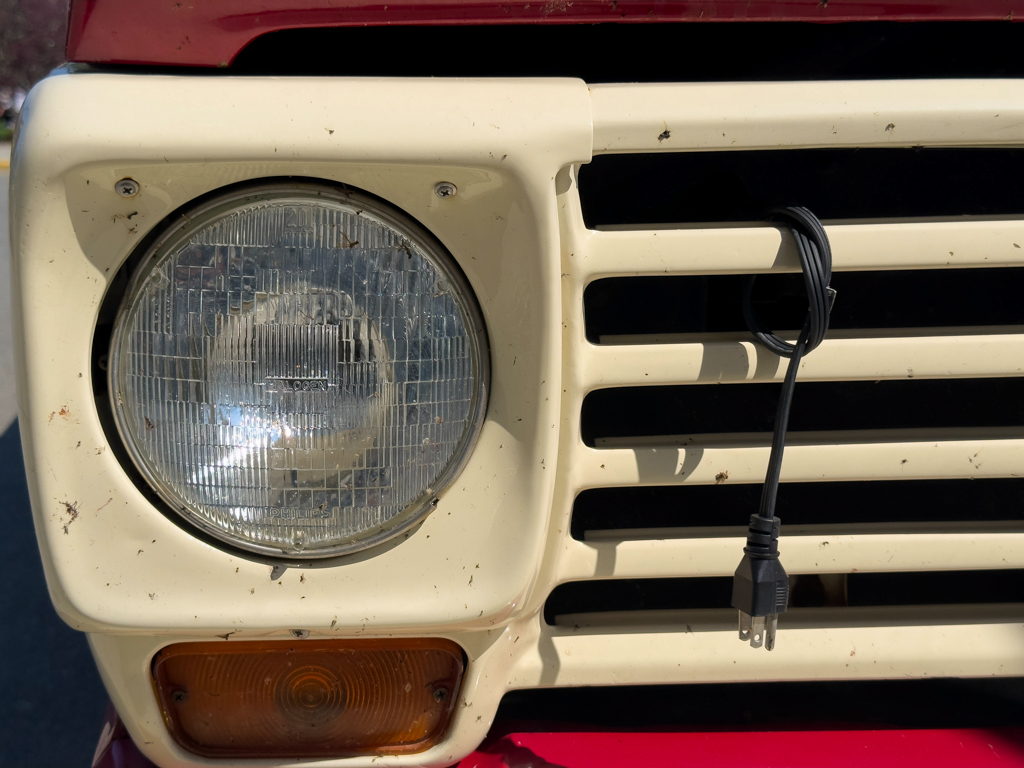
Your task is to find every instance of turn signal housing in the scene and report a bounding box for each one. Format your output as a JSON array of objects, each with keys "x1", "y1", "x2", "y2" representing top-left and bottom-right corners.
[{"x1": 151, "y1": 638, "x2": 465, "y2": 759}]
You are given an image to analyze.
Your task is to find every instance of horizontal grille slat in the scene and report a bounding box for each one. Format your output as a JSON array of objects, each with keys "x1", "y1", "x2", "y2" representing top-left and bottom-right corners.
[
  {"x1": 555, "y1": 534, "x2": 1024, "y2": 582},
  {"x1": 580, "y1": 331, "x2": 1024, "y2": 388},
  {"x1": 576, "y1": 431, "x2": 1024, "y2": 488},
  {"x1": 590, "y1": 80, "x2": 1024, "y2": 154},
  {"x1": 574, "y1": 218, "x2": 1024, "y2": 280},
  {"x1": 509, "y1": 620, "x2": 1024, "y2": 688}
]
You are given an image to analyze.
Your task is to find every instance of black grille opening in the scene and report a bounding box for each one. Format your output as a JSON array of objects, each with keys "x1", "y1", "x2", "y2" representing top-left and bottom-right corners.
[
  {"x1": 547, "y1": 578, "x2": 732, "y2": 623},
  {"x1": 231, "y1": 23, "x2": 1024, "y2": 82},
  {"x1": 579, "y1": 149, "x2": 1024, "y2": 228},
  {"x1": 544, "y1": 571, "x2": 1024, "y2": 625},
  {"x1": 584, "y1": 268, "x2": 1024, "y2": 342},
  {"x1": 571, "y1": 479, "x2": 1024, "y2": 539},
  {"x1": 494, "y1": 678, "x2": 1024, "y2": 731},
  {"x1": 581, "y1": 377, "x2": 1024, "y2": 445}
]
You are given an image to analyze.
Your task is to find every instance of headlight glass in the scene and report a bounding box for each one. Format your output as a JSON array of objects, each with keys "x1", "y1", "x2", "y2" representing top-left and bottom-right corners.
[{"x1": 110, "y1": 184, "x2": 487, "y2": 558}]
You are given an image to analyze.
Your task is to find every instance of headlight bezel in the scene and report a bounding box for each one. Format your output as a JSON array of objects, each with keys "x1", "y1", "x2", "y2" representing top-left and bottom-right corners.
[{"x1": 107, "y1": 180, "x2": 490, "y2": 561}]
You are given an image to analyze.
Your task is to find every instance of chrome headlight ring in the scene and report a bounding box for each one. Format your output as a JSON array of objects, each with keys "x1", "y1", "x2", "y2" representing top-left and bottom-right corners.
[{"x1": 108, "y1": 181, "x2": 489, "y2": 560}]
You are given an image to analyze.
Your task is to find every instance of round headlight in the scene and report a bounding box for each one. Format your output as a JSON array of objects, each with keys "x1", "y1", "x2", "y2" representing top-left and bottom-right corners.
[{"x1": 109, "y1": 183, "x2": 488, "y2": 559}]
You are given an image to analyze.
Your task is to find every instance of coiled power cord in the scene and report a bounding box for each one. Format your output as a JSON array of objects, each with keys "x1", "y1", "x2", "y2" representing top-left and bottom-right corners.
[{"x1": 731, "y1": 207, "x2": 835, "y2": 650}]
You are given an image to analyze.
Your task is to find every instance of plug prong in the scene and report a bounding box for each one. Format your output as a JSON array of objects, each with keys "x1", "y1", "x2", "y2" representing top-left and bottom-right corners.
[
  {"x1": 738, "y1": 611, "x2": 752, "y2": 642},
  {"x1": 749, "y1": 615, "x2": 766, "y2": 648},
  {"x1": 764, "y1": 613, "x2": 779, "y2": 651}
]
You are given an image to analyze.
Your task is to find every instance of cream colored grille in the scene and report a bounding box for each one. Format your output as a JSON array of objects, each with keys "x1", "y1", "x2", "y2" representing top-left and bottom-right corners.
[{"x1": 515, "y1": 81, "x2": 1024, "y2": 689}]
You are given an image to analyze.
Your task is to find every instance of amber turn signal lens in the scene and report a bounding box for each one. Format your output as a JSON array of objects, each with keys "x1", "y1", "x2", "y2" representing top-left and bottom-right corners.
[{"x1": 151, "y1": 638, "x2": 465, "y2": 759}]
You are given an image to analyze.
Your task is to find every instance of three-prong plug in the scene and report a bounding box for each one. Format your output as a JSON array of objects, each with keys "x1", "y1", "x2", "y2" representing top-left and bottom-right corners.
[{"x1": 731, "y1": 514, "x2": 788, "y2": 651}]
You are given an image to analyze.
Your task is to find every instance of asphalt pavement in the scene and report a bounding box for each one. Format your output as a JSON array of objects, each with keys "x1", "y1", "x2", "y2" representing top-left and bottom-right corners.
[{"x1": 1, "y1": 152, "x2": 110, "y2": 766}]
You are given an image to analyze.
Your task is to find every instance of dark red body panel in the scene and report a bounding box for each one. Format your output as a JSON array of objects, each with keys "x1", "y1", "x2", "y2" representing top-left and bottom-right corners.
[
  {"x1": 458, "y1": 730, "x2": 1024, "y2": 768},
  {"x1": 67, "y1": 0, "x2": 1024, "y2": 68}
]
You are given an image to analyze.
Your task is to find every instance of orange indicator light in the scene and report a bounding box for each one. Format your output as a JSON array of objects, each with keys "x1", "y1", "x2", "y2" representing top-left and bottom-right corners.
[{"x1": 151, "y1": 638, "x2": 465, "y2": 759}]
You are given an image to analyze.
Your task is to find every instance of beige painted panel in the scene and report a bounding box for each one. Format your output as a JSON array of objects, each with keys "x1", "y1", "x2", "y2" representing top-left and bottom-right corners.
[
  {"x1": 555, "y1": 533, "x2": 1024, "y2": 582},
  {"x1": 11, "y1": 73, "x2": 592, "y2": 634},
  {"x1": 577, "y1": 431, "x2": 1024, "y2": 488},
  {"x1": 575, "y1": 218, "x2": 1024, "y2": 281},
  {"x1": 579, "y1": 331, "x2": 1024, "y2": 388},
  {"x1": 591, "y1": 80, "x2": 1024, "y2": 153}
]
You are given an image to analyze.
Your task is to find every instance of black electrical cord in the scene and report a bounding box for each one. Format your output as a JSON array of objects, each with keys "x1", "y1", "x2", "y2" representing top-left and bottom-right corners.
[{"x1": 731, "y1": 206, "x2": 835, "y2": 651}]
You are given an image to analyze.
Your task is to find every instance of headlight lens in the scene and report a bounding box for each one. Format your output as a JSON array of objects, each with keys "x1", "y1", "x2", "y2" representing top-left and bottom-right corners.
[{"x1": 110, "y1": 184, "x2": 487, "y2": 558}]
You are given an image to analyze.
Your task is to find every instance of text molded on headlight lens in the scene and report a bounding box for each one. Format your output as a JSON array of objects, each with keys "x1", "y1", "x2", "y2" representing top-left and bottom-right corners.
[{"x1": 109, "y1": 183, "x2": 488, "y2": 559}]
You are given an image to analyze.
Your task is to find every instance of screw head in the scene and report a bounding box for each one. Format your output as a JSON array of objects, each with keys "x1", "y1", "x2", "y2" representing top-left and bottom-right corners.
[
  {"x1": 433, "y1": 182, "x2": 457, "y2": 199},
  {"x1": 115, "y1": 178, "x2": 140, "y2": 198},
  {"x1": 432, "y1": 687, "x2": 449, "y2": 703},
  {"x1": 289, "y1": 629, "x2": 310, "y2": 639},
  {"x1": 170, "y1": 688, "x2": 189, "y2": 705}
]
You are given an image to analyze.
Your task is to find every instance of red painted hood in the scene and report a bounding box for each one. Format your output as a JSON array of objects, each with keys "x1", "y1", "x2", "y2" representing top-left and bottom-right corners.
[{"x1": 67, "y1": 0, "x2": 1023, "y2": 69}]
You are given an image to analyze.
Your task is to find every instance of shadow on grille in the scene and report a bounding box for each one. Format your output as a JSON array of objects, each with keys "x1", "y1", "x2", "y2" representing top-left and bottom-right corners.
[
  {"x1": 581, "y1": 377, "x2": 1024, "y2": 445},
  {"x1": 234, "y1": 23, "x2": 1024, "y2": 84},
  {"x1": 585, "y1": 268, "x2": 1024, "y2": 342},
  {"x1": 571, "y1": 479, "x2": 1024, "y2": 539},
  {"x1": 578, "y1": 149, "x2": 1024, "y2": 228},
  {"x1": 494, "y1": 678, "x2": 1024, "y2": 731},
  {"x1": 544, "y1": 571, "x2": 1024, "y2": 626}
]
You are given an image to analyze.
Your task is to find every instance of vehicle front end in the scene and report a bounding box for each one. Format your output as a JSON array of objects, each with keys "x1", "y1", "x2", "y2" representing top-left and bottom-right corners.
[{"x1": 11, "y1": 4, "x2": 1024, "y2": 766}]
